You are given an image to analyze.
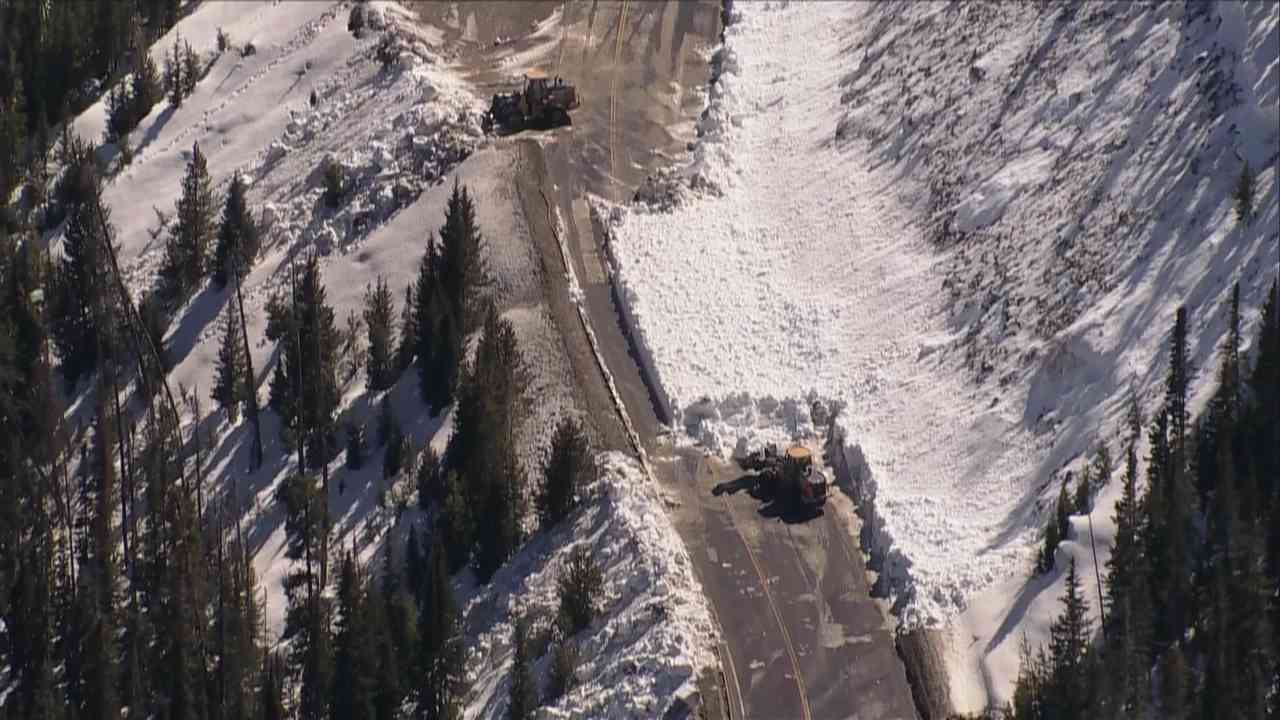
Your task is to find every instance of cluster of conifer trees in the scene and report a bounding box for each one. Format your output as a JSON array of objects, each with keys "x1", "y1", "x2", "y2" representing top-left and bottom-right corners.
[
  {"x1": 1008, "y1": 279, "x2": 1280, "y2": 720},
  {"x1": 1, "y1": 78, "x2": 603, "y2": 714},
  {"x1": 1, "y1": 0, "x2": 185, "y2": 218}
]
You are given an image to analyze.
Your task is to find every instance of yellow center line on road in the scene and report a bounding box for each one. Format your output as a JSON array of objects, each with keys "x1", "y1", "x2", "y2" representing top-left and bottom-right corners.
[{"x1": 711, "y1": 459, "x2": 813, "y2": 720}]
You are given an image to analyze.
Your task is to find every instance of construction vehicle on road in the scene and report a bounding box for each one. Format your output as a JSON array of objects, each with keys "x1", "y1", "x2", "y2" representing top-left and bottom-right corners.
[
  {"x1": 741, "y1": 443, "x2": 829, "y2": 509},
  {"x1": 483, "y1": 69, "x2": 579, "y2": 133}
]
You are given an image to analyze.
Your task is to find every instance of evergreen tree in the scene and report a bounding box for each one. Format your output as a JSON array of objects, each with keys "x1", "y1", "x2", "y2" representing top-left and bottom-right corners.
[
  {"x1": 49, "y1": 178, "x2": 119, "y2": 388},
  {"x1": 363, "y1": 276, "x2": 397, "y2": 392},
  {"x1": 105, "y1": 81, "x2": 135, "y2": 143},
  {"x1": 181, "y1": 40, "x2": 201, "y2": 98},
  {"x1": 212, "y1": 304, "x2": 247, "y2": 423},
  {"x1": 507, "y1": 613, "x2": 536, "y2": 720},
  {"x1": 258, "y1": 652, "x2": 286, "y2": 720},
  {"x1": 475, "y1": 444, "x2": 526, "y2": 582},
  {"x1": 345, "y1": 421, "x2": 367, "y2": 472},
  {"x1": 132, "y1": 53, "x2": 163, "y2": 124},
  {"x1": 537, "y1": 416, "x2": 593, "y2": 529},
  {"x1": 159, "y1": 141, "x2": 216, "y2": 303},
  {"x1": 429, "y1": 290, "x2": 460, "y2": 411},
  {"x1": 1045, "y1": 557, "x2": 1092, "y2": 719},
  {"x1": 396, "y1": 282, "x2": 417, "y2": 373},
  {"x1": 1074, "y1": 466, "x2": 1092, "y2": 515},
  {"x1": 212, "y1": 173, "x2": 259, "y2": 289},
  {"x1": 266, "y1": 255, "x2": 342, "y2": 470},
  {"x1": 419, "y1": 529, "x2": 466, "y2": 719},
  {"x1": 278, "y1": 471, "x2": 333, "y2": 720},
  {"x1": 417, "y1": 446, "x2": 442, "y2": 511},
  {"x1": 556, "y1": 545, "x2": 602, "y2": 637},
  {"x1": 437, "y1": 180, "x2": 487, "y2": 331},
  {"x1": 377, "y1": 540, "x2": 415, "y2": 719},
  {"x1": 1234, "y1": 161, "x2": 1255, "y2": 225},
  {"x1": 331, "y1": 553, "x2": 377, "y2": 720},
  {"x1": 1041, "y1": 477, "x2": 1070, "y2": 573},
  {"x1": 379, "y1": 396, "x2": 407, "y2": 479},
  {"x1": 412, "y1": 236, "x2": 440, "y2": 407},
  {"x1": 547, "y1": 638, "x2": 579, "y2": 702},
  {"x1": 210, "y1": 525, "x2": 262, "y2": 720},
  {"x1": 440, "y1": 470, "x2": 473, "y2": 574}
]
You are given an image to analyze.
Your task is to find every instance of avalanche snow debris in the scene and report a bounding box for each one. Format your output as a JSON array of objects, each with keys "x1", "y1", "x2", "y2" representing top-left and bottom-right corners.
[{"x1": 605, "y1": 0, "x2": 1277, "y2": 709}]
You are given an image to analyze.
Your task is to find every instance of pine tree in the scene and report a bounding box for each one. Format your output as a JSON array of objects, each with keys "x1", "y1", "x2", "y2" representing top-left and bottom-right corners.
[
  {"x1": 508, "y1": 613, "x2": 536, "y2": 720},
  {"x1": 166, "y1": 33, "x2": 184, "y2": 107},
  {"x1": 1041, "y1": 477, "x2": 1071, "y2": 573},
  {"x1": 258, "y1": 652, "x2": 286, "y2": 720},
  {"x1": 181, "y1": 40, "x2": 201, "y2": 97},
  {"x1": 429, "y1": 289, "x2": 460, "y2": 411},
  {"x1": 331, "y1": 553, "x2": 377, "y2": 720},
  {"x1": 212, "y1": 173, "x2": 260, "y2": 289},
  {"x1": 556, "y1": 545, "x2": 603, "y2": 637},
  {"x1": 1075, "y1": 466, "x2": 1092, "y2": 515},
  {"x1": 105, "y1": 81, "x2": 136, "y2": 143},
  {"x1": 547, "y1": 638, "x2": 579, "y2": 702},
  {"x1": 417, "y1": 446, "x2": 442, "y2": 511},
  {"x1": 1155, "y1": 308, "x2": 1195, "y2": 649},
  {"x1": 159, "y1": 141, "x2": 216, "y2": 303},
  {"x1": 49, "y1": 180, "x2": 119, "y2": 387},
  {"x1": 266, "y1": 255, "x2": 342, "y2": 470},
  {"x1": 1234, "y1": 161, "x2": 1255, "y2": 225},
  {"x1": 211, "y1": 522, "x2": 262, "y2": 720},
  {"x1": 377, "y1": 540, "x2": 416, "y2": 718},
  {"x1": 363, "y1": 276, "x2": 397, "y2": 392},
  {"x1": 345, "y1": 421, "x2": 367, "y2": 471},
  {"x1": 476, "y1": 445, "x2": 526, "y2": 582},
  {"x1": 419, "y1": 529, "x2": 466, "y2": 719},
  {"x1": 212, "y1": 305, "x2": 247, "y2": 422},
  {"x1": 1045, "y1": 557, "x2": 1091, "y2": 719},
  {"x1": 437, "y1": 180, "x2": 488, "y2": 331},
  {"x1": 412, "y1": 236, "x2": 440, "y2": 407},
  {"x1": 132, "y1": 53, "x2": 163, "y2": 124},
  {"x1": 537, "y1": 416, "x2": 593, "y2": 529},
  {"x1": 278, "y1": 471, "x2": 333, "y2": 720},
  {"x1": 396, "y1": 282, "x2": 417, "y2": 373},
  {"x1": 440, "y1": 470, "x2": 473, "y2": 574}
]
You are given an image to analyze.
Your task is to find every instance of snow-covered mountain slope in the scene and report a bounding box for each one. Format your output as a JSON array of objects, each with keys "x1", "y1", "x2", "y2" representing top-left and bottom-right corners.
[
  {"x1": 53, "y1": 1, "x2": 716, "y2": 715},
  {"x1": 603, "y1": 0, "x2": 1278, "y2": 709},
  {"x1": 461, "y1": 453, "x2": 715, "y2": 720}
]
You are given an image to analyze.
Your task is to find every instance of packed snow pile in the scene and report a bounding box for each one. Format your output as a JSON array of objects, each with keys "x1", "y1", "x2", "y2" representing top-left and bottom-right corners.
[
  {"x1": 459, "y1": 452, "x2": 717, "y2": 719},
  {"x1": 604, "y1": 0, "x2": 1278, "y2": 706}
]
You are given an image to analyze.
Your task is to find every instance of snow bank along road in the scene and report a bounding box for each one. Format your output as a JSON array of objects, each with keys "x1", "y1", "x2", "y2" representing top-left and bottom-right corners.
[{"x1": 419, "y1": 1, "x2": 922, "y2": 718}]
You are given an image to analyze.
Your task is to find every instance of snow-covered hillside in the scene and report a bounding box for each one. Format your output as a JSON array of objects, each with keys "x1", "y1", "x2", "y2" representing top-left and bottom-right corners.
[
  {"x1": 604, "y1": 0, "x2": 1278, "y2": 709},
  {"x1": 49, "y1": 1, "x2": 716, "y2": 715}
]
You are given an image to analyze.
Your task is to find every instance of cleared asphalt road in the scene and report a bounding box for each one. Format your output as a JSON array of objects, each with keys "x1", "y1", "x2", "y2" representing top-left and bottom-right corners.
[{"x1": 416, "y1": 2, "x2": 919, "y2": 717}]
